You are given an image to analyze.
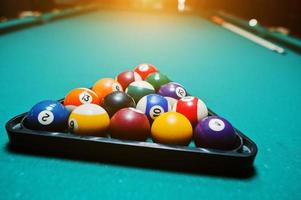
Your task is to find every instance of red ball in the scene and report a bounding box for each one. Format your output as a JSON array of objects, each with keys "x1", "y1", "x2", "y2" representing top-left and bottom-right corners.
[
  {"x1": 134, "y1": 63, "x2": 158, "y2": 80},
  {"x1": 116, "y1": 70, "x2": 142, "y2": 89},
  {"x1": 173, "y1": 96, "x2": 208, "y2": 126},
  {"x1": 110, "y1": 108, "x2": 150, "y2": 141}
]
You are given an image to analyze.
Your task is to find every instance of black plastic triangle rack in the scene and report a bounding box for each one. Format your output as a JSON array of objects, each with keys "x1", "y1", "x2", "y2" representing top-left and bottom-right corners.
[{"x1": 6, "y1": 103, "x2": 257, "y2": 176}]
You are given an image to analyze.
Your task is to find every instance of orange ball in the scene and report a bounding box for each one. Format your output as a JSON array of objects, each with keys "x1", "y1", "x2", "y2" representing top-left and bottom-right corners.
[
  {"x1": 64, "y1": 88, "x2": 100, "y2": 111},
  {"x1": 92, "y1": 78, "x2": 123, "y2": 103}
]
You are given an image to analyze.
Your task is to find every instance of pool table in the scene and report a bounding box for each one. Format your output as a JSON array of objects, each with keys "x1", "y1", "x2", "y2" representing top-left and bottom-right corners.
[{"x1": 1, "y1": 7, "x2": 301, "y2": 200}]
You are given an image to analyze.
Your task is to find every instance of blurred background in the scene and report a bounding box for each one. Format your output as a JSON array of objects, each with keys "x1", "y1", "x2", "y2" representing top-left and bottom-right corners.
[{"x1": 0, "y1": 0, "x2": 300, "y2": 38}]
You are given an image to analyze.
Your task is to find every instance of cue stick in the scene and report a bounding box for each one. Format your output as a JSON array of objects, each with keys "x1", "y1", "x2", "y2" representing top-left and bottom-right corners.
[{"x1": 211, "y1": 16, "x2": 286, "y2": 54}]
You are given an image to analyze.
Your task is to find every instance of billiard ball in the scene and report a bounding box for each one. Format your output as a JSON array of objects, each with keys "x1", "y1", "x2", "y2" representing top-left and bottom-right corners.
[
  {"x1": 136, "y1": 94, "x2": 171, "y2": 121},
  {"x1": 125, "y1": 81, "x2": 155, "y2": 103},
  {"x1": 145, "y1": 72, "x2": 170, "y2": 92},
  {"x1": 92, "y1": 78, "x2": 123, "y2": 103},
  {"x1": 116, "y1": 70, "x2": 142, "y2": 89},
  {"x1": 158, "y1": 82, "x2": 187, "y2": 107},
  {"x1": 110, "y1": 108, "x2": 150, "y2": 141},
  {"x1": 134, "y1": 63, "x2": 158, "y2": 80},
  {"x1": 173, "y1": 96, "x2": 208, "y2": 126},
  {"x1": 151, "y1": 112, "x2": 193, "y2": 145},
  {"x1": 63, "y1": 88, "x2": 100, "y2": 111},
  {"x1": 25, "y1": 100, "x2": 69, "y2": 131},
  {"x1": 68, "y1": 104, "x2": 110, "y2": 136},
  {"x1": 102, "y1": 91, "x2": 136, "y2": 117},
  {"x1": 194, "y1": 116, "x2": 237, "y2": 150}
]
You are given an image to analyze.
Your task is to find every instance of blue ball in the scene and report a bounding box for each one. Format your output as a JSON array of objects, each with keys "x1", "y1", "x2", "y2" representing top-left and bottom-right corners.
[
  {"x1": 25, "y1": 100, "x2": 70, "y2": 131},
  {"x1": 136, "y1": 94, "x2": 171, "y2": 121}
]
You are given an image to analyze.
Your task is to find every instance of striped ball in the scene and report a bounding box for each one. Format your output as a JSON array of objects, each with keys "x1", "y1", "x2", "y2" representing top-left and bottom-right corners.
[
  {"x1": 125, "y1": 81, "x2": 155, "y2": 103},
  {"x1": 173, "y1": 96, "x2": 208, "y2": 126},
  {"x1": 68, "y1": 104, "x2": 110, "y2": 136},
  {"x1": 136, "y1": 94, "x2": 171, "y2": 121}
]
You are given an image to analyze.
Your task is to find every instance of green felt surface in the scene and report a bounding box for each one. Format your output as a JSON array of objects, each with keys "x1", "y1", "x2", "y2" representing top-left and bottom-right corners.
[{"x1": 1, "y1": 10, "x2": 301, "y2": 200}]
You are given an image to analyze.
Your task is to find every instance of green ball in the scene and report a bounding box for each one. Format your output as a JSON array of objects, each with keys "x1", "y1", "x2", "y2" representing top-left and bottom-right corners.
[
  {"x1": 125, "y1": 81, "x2": 155, "y2": 103},
  {"x1": 145, "y1": 72, "x2": 171, "y2": 92}
]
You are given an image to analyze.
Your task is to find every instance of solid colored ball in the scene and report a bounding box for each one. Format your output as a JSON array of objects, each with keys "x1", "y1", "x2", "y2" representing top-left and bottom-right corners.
[
  {"x1": 116, "y1": 70, "x2": 142, "y2": 89},
  {"x1": 110, "y1": 108, "x2": 150, "y2": 141},
  {"x1": 68, "y1": 104, "x2": 110, "y2": 136},
  {"x1": 136, "y1": 94, "x2": 171, "y2": 121},
  {"x1": 92, "y1": 78, "x2": 123, "y2": 103},
  {"x1": 125, "y1": 81, "x2": 155, "y2": 103},
  {"x1": 151, "y1": 112, "x2": 193, "y2": 145},
  {"x1": 25, "y1": 100, "x2": 69, "y2": 131},
  {"x1": 173, "y1": 96, "x2": 208, "y2": 126},
  {"x1": 63, "y1": 88, "x2": 100, "y2": 111},
  {"x1": 158, "y1": 82, "x2": 187, "y2": 107},
  {"x1": 194, "y1": 116, "x2": 237, "y2": 150},
  {"x1": 145, "y1": 72, "x2": 170, "y2": 92},
  {"x1": 102, "y1": 91, "x2": 136, "y2": 117},
  {"x1": 134, "y1": 63, "x2": 158, "y2": 80}
]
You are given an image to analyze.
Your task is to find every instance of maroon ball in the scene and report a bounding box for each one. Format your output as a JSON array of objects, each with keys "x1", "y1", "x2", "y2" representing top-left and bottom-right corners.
[
  {"x1": 110, "y1": 108, "x2": 150, "y2": 141},
  {"x1": 194, "y1": 116, "x2": 237, "y2": 150},
  {"x1": 116, "y1": 70, "x2": 142, "y2": 90}
]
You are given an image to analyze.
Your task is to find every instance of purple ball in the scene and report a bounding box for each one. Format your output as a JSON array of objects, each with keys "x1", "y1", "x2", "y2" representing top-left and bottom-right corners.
[
  {"x1": 158, "y1": 82, "x2": 187, "y2": 106},
  {"x1": 194, "y1": 116, "x2": 237, "y2": 150}
]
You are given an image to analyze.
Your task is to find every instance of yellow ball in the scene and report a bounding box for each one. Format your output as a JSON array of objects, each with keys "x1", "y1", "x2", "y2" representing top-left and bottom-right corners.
[
  {"x1": 151, "y1": 112, "x2": 193, "y2": 145},
  {"x1": 68, "y1": 104, "x2": 110, "y2": 136}
]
